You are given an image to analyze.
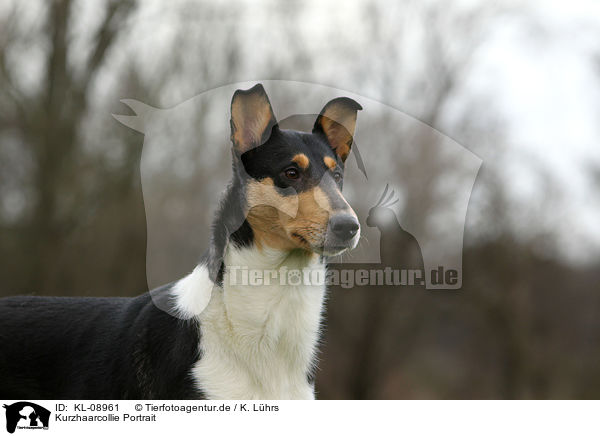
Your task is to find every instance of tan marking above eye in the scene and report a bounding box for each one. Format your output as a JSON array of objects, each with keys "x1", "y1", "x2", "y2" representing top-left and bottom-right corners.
[
  {"x1": 292, "y1": 153, "x2": 310, "y2": 169},
  {"x1": 323, "y1": 156, "x2": 337, "y2": 170}
]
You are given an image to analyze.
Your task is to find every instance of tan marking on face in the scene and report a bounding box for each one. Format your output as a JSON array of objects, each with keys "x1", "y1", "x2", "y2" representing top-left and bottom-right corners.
[
  {"x1": 292, "y1": 153, "x2": 310, "y2": 169},
  {"x1": 287, "y1": 186, "x2": 333, "y2": 245},
  {"x1": 246, "y1": 178, "x2": 335, "y2": 252},
  {"x1": 246, "y1": 178, "x2": 298, "y2": 251},
  {"x1": 323, "y1": 156, "x2": 337, "y2": 170}
]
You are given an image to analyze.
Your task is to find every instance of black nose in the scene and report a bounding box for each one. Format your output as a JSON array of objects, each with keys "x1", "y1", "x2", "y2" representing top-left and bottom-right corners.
[{"x1": 329, "y1": 215, "x2": 359, "y2": 240}]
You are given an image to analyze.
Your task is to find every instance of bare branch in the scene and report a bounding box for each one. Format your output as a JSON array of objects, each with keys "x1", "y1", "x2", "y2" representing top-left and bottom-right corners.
[{"x1": 82, "y1": 0, "x2": 137, "y2": 87}]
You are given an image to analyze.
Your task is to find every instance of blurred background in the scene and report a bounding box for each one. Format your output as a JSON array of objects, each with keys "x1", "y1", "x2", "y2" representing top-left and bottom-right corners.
[{"x1": 1, "y1": 0, "x2": 600, "y2": 399}]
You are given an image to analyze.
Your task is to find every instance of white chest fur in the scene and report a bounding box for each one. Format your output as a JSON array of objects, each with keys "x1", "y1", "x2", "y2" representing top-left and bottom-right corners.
[{"x1": 175, "y1": 246, "x2": 326, "y2": 400}]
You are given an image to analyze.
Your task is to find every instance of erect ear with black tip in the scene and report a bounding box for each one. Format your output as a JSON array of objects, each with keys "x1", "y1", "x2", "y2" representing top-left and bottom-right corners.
[
  {"x1": 313, "y1": 97, "x2": 362, "y2": 162},
  {"x1": 230, "y1": 84, "x2": 278, "y2": 154}
]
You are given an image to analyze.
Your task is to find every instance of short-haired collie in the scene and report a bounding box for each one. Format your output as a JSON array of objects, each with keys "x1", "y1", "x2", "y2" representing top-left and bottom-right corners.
[{"x1": 0, "y1": 84, "x2": 362, "y2": 399}]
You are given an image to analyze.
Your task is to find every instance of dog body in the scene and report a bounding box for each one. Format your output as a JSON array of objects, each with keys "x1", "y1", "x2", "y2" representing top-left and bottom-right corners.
[
  {"x1": 0, "y1": 84, "x2": 361, "y2": 399},
  {"x1": 0, "y1": 293, "x2": 200, "y2": 399}
]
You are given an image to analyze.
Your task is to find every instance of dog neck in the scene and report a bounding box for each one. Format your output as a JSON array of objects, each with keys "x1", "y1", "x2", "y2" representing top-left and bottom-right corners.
[
  {"x1": 189, "y1": 242, "x2": 326, "y2": 399},
  {"x1": 217, "y1": 243, "x2": 325, "y2": 335},
  {"x1": 171, "y1": 174, "x2": 328, "y2": 398}
]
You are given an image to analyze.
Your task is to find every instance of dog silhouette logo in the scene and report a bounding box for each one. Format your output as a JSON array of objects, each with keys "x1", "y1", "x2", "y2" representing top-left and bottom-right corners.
[{"x1": 3, "y1": 402, "x2": 50, "y2": 434}]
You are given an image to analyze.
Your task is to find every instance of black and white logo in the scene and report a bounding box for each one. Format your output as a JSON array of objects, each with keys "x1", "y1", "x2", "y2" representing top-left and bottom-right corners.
[{"x1": 3, "y1": 402, "x2": 50, "y2": 434}]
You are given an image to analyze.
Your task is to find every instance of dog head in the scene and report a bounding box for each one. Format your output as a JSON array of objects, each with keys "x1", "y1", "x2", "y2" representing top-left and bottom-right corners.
[{"x1": 230, "y1": 84, "x2": 362, "y2": 256}]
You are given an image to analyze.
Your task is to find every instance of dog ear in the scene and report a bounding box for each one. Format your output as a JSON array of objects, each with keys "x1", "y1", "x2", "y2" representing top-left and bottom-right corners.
[
  {"x1": 313, "y1": 97, "x2": 362, "y2": 162},
  {"x1": 230, "y1": 84, "x2": 277, "y2": 154}
]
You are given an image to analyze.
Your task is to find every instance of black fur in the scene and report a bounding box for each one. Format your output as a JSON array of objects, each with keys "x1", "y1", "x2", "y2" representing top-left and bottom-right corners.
[{"x1": 0, "y1": 291, "x2": 202, "y2": 399}]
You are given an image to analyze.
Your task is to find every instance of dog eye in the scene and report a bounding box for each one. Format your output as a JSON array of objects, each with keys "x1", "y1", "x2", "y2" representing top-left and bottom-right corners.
[
  {"x1": 333, "y1": 173, "x2": 342, "y2": 182},
  {"x1": 284, "y1": 168, "x2": 300, "y2": 180}
]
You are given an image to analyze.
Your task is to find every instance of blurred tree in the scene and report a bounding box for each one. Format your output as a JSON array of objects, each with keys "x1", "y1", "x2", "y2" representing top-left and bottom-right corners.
[{"x1": 0, "y1": 0, "x2": 142, "y2": 295}]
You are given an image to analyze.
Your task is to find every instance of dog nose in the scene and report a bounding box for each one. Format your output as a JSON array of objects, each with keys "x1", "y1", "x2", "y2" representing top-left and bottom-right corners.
[{"x1": 329, "y1": 215, "x2": 360, "y2": 240}]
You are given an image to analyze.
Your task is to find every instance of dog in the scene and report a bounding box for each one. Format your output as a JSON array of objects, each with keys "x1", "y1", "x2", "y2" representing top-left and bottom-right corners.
[{"x1": 0, "y1": 84, "x2": 362, "y2": 399}]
